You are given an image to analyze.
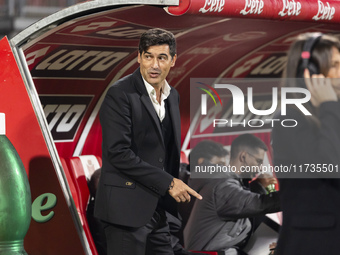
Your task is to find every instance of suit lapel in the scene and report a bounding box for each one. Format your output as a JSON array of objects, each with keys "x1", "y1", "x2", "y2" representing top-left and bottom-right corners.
[
  {"x1": 167, "y1": 89, "x2": 181, "y2": 152},
  {"x1": 133, "y1": 68, "x2": 165, "y2": 149}
]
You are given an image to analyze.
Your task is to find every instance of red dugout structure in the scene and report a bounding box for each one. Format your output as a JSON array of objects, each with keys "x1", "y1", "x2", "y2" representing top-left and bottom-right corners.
[{"x1": 1, "y1": 0, "x2": 339, "y2": 254}]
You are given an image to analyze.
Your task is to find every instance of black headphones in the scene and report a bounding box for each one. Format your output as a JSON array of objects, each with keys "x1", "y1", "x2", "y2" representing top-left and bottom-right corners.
[{"x1": 297, "y1": 33, "x2": 323, "y2": 78}]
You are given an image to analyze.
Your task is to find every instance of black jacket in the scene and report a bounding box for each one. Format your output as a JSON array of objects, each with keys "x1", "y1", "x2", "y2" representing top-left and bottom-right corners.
[
  {"x1": 271, "y1": 102, "x2": 340, "y2": 255},
  {"x1": 94, "y1": 68, "x2": 181, "y2": 228}
]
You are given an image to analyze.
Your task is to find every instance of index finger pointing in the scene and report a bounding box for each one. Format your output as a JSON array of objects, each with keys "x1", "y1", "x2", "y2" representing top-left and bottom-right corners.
[{"x1": 187, "y1": 187, "x2": 203, "y2": 200}]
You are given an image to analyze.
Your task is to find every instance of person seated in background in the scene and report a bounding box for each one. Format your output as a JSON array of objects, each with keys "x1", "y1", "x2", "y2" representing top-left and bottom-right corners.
[
  {"x1": 178, "y1": 140, "x2": 230, "y2": 234},
  {"x1": 87, "y1": 168, "x2": 205, "y2": 255},
  {"x1": 184, "y1": 135, "x2": 280, "y2": 254}
]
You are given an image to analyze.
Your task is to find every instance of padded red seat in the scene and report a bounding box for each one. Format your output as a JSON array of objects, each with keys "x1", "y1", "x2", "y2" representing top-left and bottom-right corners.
[
  {"x1": 67, "y1": 155, "x2": 102, "y2": 255},
  {"x1": 180, "y1": 151, "x2": 189, "y2": 164},
  {"x1": 68, "y1": 155, "x2": 102, "y2": 212}
]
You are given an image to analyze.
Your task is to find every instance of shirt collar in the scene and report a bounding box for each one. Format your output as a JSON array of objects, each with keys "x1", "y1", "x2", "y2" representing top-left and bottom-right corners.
[{"x1": 142, "y1": 77, "x2": 171, "y2": 99}]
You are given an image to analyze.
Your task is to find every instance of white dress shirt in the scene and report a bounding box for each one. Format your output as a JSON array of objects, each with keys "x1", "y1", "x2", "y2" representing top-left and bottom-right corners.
[{"x1": 143, "y1": 78, "x2": 171, "y2": 122}]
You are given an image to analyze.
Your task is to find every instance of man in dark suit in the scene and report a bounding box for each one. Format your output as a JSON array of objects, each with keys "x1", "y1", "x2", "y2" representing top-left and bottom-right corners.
[{"x1": 94, "y1": 28, "x2": 202, "y2": 255}]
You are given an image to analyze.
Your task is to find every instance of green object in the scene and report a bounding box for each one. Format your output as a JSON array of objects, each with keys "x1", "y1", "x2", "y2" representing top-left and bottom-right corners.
[
  {"x1": 32, "y1": 193, "x2": 57, "y2": 223},
  {"x1": 266, "y1": 183, "x2": 276, "y2": 193},
  {"x1": 0, "y1": 113, "x2": 31, "y2": 254}
]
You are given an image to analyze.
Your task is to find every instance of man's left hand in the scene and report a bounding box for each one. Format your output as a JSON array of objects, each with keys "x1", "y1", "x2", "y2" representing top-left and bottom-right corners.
[
  {"x1": 168, "y1": 178, "x2": 203, "y2": 203},
  {"x1": 257, "y1": 173, "x2": 277, "y2": 188}
]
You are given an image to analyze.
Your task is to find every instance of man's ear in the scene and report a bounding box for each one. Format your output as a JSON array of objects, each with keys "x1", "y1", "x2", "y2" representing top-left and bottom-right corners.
[
  {"x1": 171, "y1": 54, "x2": 177, "y2": 67},
  {"x1": 197, "y1": 157, "x2": 204, "y2": 165},
  {"x1": 239, "y1": 151, "x2": 247, "y2": 163},
  {"x1": 137, "y1": 52, "x2": 141, "y2": 63}
]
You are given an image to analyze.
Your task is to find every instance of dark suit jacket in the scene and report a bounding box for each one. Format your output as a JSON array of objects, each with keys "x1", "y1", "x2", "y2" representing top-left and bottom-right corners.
[
  {"x1": 271, "y1": 102, "x2": 340, "y2": 255},
  {"x1": 94, "y1": 67, "x2": 181, "y2": 228}
]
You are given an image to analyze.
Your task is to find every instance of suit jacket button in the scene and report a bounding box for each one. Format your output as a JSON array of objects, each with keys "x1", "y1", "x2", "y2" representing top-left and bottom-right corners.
[{"x1": 159, "y1": 158, "x2": 163, "y2": 163}]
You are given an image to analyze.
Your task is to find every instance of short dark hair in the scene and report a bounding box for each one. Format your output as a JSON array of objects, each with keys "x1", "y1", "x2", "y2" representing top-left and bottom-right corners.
[
  {"x1": 138, "y1": 28, "x2": 176, "y2": 58},
  {"x1": 230, "y1": 134, "x2": 267, "y2": 160},
  {"x1": 189, "y1": 140, "x2": 229, "y2": 166}
]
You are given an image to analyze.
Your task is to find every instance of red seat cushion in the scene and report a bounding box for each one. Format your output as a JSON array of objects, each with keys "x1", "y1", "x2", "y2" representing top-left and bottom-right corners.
[
  {"x1": 68, "y1": 156, "x2": 102, "y2": 213},
  {"x1": 180, "y1": 151, "x2": 189, "y2": 164},
  {"x1": 67, "y1": 155, "x2": 102, "y2": 255}
]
